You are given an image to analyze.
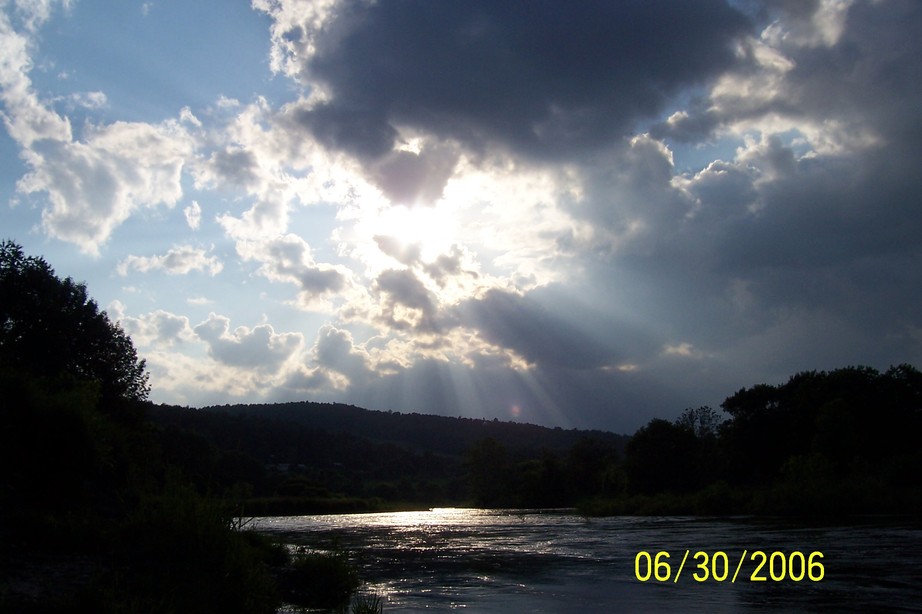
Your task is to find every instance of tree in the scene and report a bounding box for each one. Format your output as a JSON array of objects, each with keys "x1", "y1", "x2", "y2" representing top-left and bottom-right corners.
[
  {"x1": 674, "y1": 406, "x2": 724, "y2": 440},
  {"x1": 0, "y1": 240, "x2": 149, "y2": 404},
  {"x1": 625, "y1": 419, "x2": 699, "y2": 495},
  {"x1": 567, "y1": 436, "x2": 619, "y2": 498},
  {"x1": 464, "y1": 437, "x2": 510, "y2": 506},
  {"x1": 719, "y1": 365, "x2": 922, "y2": 485}
]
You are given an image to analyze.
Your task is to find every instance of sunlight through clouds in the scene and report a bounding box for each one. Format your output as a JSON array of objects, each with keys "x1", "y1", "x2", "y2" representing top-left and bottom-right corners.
[{"x1": 3, "y1": 0, "x2": 922, "y2": 431}]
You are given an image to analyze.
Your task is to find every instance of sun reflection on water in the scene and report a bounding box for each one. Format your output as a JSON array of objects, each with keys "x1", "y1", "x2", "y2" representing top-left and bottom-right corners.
[{"x1": 255, "y1": 511, "x2": 922, "y2": 612}]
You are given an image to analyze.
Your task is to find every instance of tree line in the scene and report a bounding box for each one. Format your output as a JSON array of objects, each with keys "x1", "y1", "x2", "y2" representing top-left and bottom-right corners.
[{"x1": 589, "y1": 365, "x2": 922, "y2": 515}]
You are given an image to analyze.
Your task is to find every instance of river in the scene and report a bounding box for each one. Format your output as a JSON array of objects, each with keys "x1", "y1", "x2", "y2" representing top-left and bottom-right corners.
[{"x1": 252, "y1": 509, "x2": 922, "y2": 612}]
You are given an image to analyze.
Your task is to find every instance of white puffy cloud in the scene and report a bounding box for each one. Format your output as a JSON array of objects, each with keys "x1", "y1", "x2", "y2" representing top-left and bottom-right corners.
[
  {"x1": 312, "y1": 325, "x2": 375, "y2": 385},
  {"x1": 117, "y1": 245, "x2": 223, "y2": 276},
  {"x1": 252, "y1": 0, "x2": 340, "y2": 79},
  {"x1": 14, "y1": 117, "x2": 194, "y2": 253},
  {"x1": 183, "y1": 200, "x2": 201, "y2": 230},
  {"x1": 111, "y1": 303, "x2": 329, "y2": 406},
  {"x1": 193, "y1": 312, "x2": 304, "y2": 371},
  {"x1": 67, "y1": 91, "x2": 107, "y2": 110},
  {"x1": 233, "y1": 233, "x2": 350, "y2": 311},
  {"x1": 0, "y1": 7, "x2": 72, "y2": 146},
  {"x1": 111, "y1": 303, "x2": 195, "y2": 348},
  {"x1": 1, "y1": 3, "x2": 196, "y2": 254}
]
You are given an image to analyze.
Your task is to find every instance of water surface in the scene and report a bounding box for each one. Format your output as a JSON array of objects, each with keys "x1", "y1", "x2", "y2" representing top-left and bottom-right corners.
[{"x1": 254, "y1": 509, "x2": 922, "y2": 612}]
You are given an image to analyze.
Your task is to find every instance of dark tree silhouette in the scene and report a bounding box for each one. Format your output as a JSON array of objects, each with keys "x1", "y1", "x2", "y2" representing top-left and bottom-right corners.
[
  {"x1": 674, "y1": 406, "x2": 724, "y2": 439},
  {"x1": 464, "y1": 437, "x2": 510, "y2": 506},
  {"x1": 625, "y1": 418, "x2": 700, "y2": 495},
  {"x1": 567, "y1": 436, "x2": 619, "y2": 498},
  {"x1": 720, "y1": 365, "x2": 922, "y2": 485},
  {"x1": 0, "y1": 240, "x2": 149, "y2": 404}
]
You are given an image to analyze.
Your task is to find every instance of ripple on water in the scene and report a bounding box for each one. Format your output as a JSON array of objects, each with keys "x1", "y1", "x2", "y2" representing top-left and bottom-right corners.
[{"x1": 253, "y1": 510, "x2": 922, "y2": 612}]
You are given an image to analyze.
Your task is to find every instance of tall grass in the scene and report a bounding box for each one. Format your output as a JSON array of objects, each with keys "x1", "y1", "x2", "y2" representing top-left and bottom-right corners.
[
  {"x1": 351, "y1": 592, "x2": 385, "y2": 613},
  {"x1": 93, "y1": 478, "x2": 280, "y2": 613},
  {"x1": 278, "y1": 547, "x2": 361, "y2": 611}
]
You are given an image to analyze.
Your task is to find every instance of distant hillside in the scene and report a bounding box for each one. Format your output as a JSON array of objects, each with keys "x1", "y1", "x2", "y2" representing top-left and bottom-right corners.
[
  {"x1": 146, "y1": 401, "x2": 630, "y2": 510},
  {"x1": 193, "y1": 400, "x2": 630, "y2": 457}
]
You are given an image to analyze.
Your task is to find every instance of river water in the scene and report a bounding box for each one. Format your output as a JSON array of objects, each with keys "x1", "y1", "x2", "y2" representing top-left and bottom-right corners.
[{"x1": 252, "y1": 509, "x2": 922, "y2": 612}]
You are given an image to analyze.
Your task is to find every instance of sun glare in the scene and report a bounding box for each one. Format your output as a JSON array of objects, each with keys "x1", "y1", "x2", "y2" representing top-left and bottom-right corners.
[{"x1": 374, "y1": 203, "x2": 458, "y2": 263}]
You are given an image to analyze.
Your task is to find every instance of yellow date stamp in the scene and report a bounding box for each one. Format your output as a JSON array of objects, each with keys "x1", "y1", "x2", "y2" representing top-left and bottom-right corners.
[{"x1": 634, "y1": 550, "x2": 825, "y2": 583}]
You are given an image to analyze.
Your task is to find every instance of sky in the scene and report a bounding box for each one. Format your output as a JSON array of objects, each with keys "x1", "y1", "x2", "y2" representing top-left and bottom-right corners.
[{"x1": 2, "y1": 0, "x2": 921, "y2": 434}]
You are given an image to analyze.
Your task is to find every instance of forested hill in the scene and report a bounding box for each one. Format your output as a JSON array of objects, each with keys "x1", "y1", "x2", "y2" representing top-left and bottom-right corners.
[{"x1": 151, "y1": 400, "x2": 630, "y2": 458}]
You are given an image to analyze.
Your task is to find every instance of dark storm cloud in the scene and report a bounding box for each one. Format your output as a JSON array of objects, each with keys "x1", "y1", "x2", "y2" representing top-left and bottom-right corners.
[
  {"x1": 288, "y1": 0, "x2": 750, "y2": 160},
  {"x1": 368, "y1": 145, "x2": 459, "y2": 206},
  {"x1": 263, "y1": 0, "x2": 922, "y2": 431},
  {"x1": 291, "y1": 103, "x2": 397, "y2": 160},
  {"x1": 631, "y1": 1, "x2": 922, "y2": 335},
  {"x1": 786, "y1": 1, "x2": 922, "y2": 142},
  {"x1": 458, "y1": 288, "x2": 617, "y2": 370},
  {"x1": 554, "y1": 5, "x2": 922, "y2": 400},
  {"x1": 604, "y1": 133, "x2": 922, "y2": 356},
  {"x1": 658, "y1": 0, "x2": 922, "y2": 145}
]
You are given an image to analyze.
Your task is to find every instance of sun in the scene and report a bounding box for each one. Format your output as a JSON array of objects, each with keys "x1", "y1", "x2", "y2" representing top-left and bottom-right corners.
[{"x1": 372, "y1": 203, "x2": 458, "y2": 263}]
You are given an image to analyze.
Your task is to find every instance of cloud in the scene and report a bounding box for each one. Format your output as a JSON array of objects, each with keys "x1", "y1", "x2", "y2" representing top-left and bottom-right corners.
[
  {"x1": 111, "y1": 303, "x2": 195, "y2": 347},
  {"x1": 20, "y1": 120, "x2": 193, "y2": 253},
  {"x1": 193, "y1": 312, "x2": 304, "y2": 370},
  {"x1": 0, "y1": 7, "x2": 73, "y2": 146},
  {"x1": 1, "y1": 4, "x2": 196, "y2": 253},
  {"x1": 559, "y1": 135, "x2": 691, "y2": 256},
  {"x1": 183, "y1": 200, "x2": 201, "y2": 230},
  {"x1": 290, "y1": 102, "x2": 397, "y2": 161},
  {"x1": 5, "y1": 0, "x2": 922, "y2": 432},
  {"x1": 278, "y1": 364, "x2": 335, "y2": 396},
  {"x1": 663, "y1": 342, "x2": 704, "y2": 359},
  {"x1": 201, "y1": 146, "x2": 261, "y2": 188},
  {"x1": 117, "y1": 245, "x2": 223, "y2": 276},
  {"x1": 199, "y1": 96, "x2": 373, "y2": 241},
  {"x1": 457, "y1": 288, "x2": 618, "y2": 370},
  {"x1": 260, "y1": 0, "x2": 751, "y2": 162},
  {"x1": 372, "y1": 268, "x2": 445, "y2": 335},
  {"x1": 367, "y1": 141, "x2": 459, "y2": 207},
  {"x1": 68, "y1": 91, "x2": 107, "y2": 110},
  {"x1": 657, "y1": 0, "x2": 922, "y2": 152},
  {"x1": 313, "y1": 325, "x2": 375, "y2": 385},
  {"x1": 112, "y1": 304, "x2": 323, "y2": 406},
  {"x1": 234, "y1": 233, "x2": 350, "y2": 310}
]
